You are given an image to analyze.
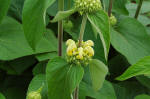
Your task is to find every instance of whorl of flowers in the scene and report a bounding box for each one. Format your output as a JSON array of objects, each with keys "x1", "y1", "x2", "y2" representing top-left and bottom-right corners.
[
  {"x1": 66, "y1": 39, "x2": 94, "y2": 65},
  {"x1": 74, "y1": 0, "x2": 102, "y2": 15}
]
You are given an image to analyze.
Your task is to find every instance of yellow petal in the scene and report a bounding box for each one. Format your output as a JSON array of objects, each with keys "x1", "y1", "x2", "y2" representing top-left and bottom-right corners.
[{"x1": 66, "y1": 39, "x2": 75, "y2": 46}]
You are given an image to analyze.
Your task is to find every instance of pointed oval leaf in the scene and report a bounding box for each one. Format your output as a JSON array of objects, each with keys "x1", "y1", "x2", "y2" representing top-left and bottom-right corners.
[
  {"x1": 51, "y1": 8, "x2": 77, "y2": 23},
  {"x1": 89, "y1": 59, "x2": 108, "y2": 91},
  {"x1": 46, "y1": 57, "x2": 84, "y2": 99},
  {"x1": 67, "y1": 65, "x2": 84, "y2": 93},
  {"x1": 116, "y1": 56, "x2": 150, "y2": 81},
  {"x1": 0, "y1": 17, "x2": 33, "y2": 60},
  {"x1": 111, "y1": 18, "x2": 150, "y2": 64},
  {"x1": 22, "y1": 0, "x2": 55, "y2": 49}
]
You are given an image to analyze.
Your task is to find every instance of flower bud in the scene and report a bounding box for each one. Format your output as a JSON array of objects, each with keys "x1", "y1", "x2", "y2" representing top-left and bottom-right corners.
[
  {"x1": 75, "y1": 0, "x2": 102, "y2": 15},
  {"x1": 66, "y1": 39, "x2": 75, "y2": 46},
  {"x1": 84, "y1": 46, "x2": 94, "y2": 57},
  {"x1": 27, "y1": 92, "x2": 41, "y2": 99},
  {"x1": 67, "y1": 43, "x2": 77, "y2": 56},
  {"x1": 84, "y1": 40, "x2": 94, "y2": 47},
  {"x1": 76, "y1": 47, "x2": 84, "y2": 60},
  {"x1": 110, "y1": 14, "x2": 117, "y2": 26},
  {"x1": 63, "y1": 20, "x2": 74, "y2": 30}
]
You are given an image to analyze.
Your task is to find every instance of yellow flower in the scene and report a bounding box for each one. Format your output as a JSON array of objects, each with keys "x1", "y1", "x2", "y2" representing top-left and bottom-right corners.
[
  {"x1": 67, "y1": 43, "x2": 77, "y2": 56},
  {"x1": 84, "y1": 46, "x2": 94, "y2": 57},
  {"x1": 76, "y1": 47, "x2": 84, "y2": 60},
  {"x1": 66, "y1": 39, "x2": 75, "y2": 46},
  {"x1": 84, "y1": 40, "x2": 94, "y2": 47}
]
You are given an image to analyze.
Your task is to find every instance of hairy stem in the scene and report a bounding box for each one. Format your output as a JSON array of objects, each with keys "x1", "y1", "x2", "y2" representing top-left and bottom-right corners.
[
  {"x1": 73, "y1": 14, "x2": 87, "y2": 99},
  {"x1": 58, "y1": 0, "x2": 64, "y2": 56},
  {"x1": 73, "y1": 87, "x2": 79, "y2": 99},
  {"x1": 78, "y1": 14, "x2": 87, "y2": 47},
  {"x1": 108, "y1": 0, "x2": 114, "y2": 17},
  {"x1": 134, "y1": 0, "x2": 143, "y2": 19}
]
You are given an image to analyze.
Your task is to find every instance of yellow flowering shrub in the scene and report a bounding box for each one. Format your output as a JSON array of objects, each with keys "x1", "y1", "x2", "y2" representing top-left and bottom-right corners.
[{"x1": 66, "y1": 39, "x2": 94, "y2": 65}]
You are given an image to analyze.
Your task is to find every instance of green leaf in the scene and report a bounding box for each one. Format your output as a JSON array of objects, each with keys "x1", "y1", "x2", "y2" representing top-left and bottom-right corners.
[
  {"x1": 0, "y1": 56, "x2": 36, "y2": 75},
  {"x1": 89, "y1": 59, "x2": 108, "y2": 91},
  {"x1": 112, "y1": 0, "x2": 129, "y2": 15},
  {"x1": 67, "y1": 65, "x2": 84, "y2": 93},
  {"x1": 35, "y1": 29, "x2": 57, "y2": 53},
  {"x1": 113, "y1": 81, "x2": 148, "y2": 99},
  {"x1": 0, "y1": 0, "x2": 11, "y2": 23},
  {"x1": 0, "y1": 16, "x2": 33, "y2": 60},
  {"x1": 7, "y1": 0, "x2": 24, "y2": 21},
  {"x1": 32, "y1": 61, "x2": 47, "y2": 76},
  {"x1": 35, "y1": 52, "x2": 57, "y2": 61},
  {"x1": 22, "y1": 0, "x2": 55, "y2": 49},
  {"x1": 46, "y1": 57, "x2": 84, "y2": 99},
  {"x1": 51, "y1": 8, "x2": 77, "y2": 23},
  {"x1": 135, "y1": 94, "x2": 150, "y2": 99},
  {"x1": 88, "y1": 10, "x2": 110, "y2": 60},
  {"x1": 103, "y1": 0, "x2": 128, "y2": 15},
  {"x1": 0, "y1": 93, "x2": 5, "y2": 99},
  {"x1": 7, "y1": 56, "x2": 36, "y2": 75},
  {"x1": 47, "y1": 0, "x2": 74, "y2": 16},
  {"x1": 116, "y1": 56, "x2": 150, "y2": 81},
  {"x1": 136, "y1": 76, "x2": 150, "y2": 89},
  {"x1": 27, "y1": 74, "x2": 48, "y2": 99},
  {"x1": 111, "y1": 18, "x2": 150, "y2": 64},
  {"x1": 79, "y1": 81, "x2": 116, "y2": 99},
  {"x1": 126, "y1": 2, "x2": 150, "y2": 26}
]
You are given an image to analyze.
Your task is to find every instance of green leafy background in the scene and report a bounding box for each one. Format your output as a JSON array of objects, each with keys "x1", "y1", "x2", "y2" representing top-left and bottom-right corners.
[{"x1": 0, "y1": 0, "x2": 150, "y2": 99}]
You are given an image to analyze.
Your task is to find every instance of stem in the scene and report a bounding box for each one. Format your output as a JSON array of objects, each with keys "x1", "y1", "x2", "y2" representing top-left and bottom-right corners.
[
  {"x1": 78, "y1": 14, "x2": 87, "y2": 47},
  {"x1": 58, "y1": 0, "x2": 64, "y2": 56},
  {"x1": 101, "y1": 0, "x2": 104, "y2": 9},
  {"x1": 134, "y1": 0, "x2": 143, "y2": 19},
  {"x1": 73, "y1": 87, "x2": 79, "y2": 99},
  {"x1": 67, "y1": 0, "x2": 71, "y2": 21},
  {"x1": 108, "y1": 0, "x2": 114, "y2": 17},
  {"x1": 73, "y1": 14, "x2": 87, "y2": 99}
]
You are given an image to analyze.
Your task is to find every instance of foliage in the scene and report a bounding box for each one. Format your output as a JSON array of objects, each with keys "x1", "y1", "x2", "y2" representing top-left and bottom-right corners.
[{"x1": 0, "y1": 0, "x2": 150, "y2": 99}]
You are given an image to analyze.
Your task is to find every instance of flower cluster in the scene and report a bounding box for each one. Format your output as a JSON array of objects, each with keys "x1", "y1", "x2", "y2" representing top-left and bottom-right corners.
[
  {"x1": 66, "y1": 39, "x2": 94, "y2": 65},
  {"x1": 110, "y1": 14, "x2": 117, "y2": 26},
  {"x1": 74, "y1": 0, "x2": 102, "y2": 15}
]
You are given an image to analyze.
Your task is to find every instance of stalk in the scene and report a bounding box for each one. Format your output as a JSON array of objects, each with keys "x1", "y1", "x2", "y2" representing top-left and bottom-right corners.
[
  {"x1": 73, "y1": 14, "x2": 87, "y2": 99},
  {"x1": 67, "y1": 0, "x2": 71, "y2": 21},
  {"x1": 78, "y1": 14, "x2": 87, "y2": 47},
  {"x1": 58, "y1": 0, "x2": 64, "y2": 56},
  {"x1": 73, "y1": 87, "x2": 79, "y2": 99},
  {"x1": 108, "y1": 0, "x2": 114, "y2": 17},
  {"x1": 134, "y1": 0, "x2": 143, "y2": 19}
]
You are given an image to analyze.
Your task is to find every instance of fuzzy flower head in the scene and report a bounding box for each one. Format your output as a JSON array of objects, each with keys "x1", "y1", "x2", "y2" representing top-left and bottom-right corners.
[
  {"x1": 66, "y1": 39, "x2": 94, "y2": 65},
  {"x1": 74, "y1": 0, "x2": 102, "y2": 15}
]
